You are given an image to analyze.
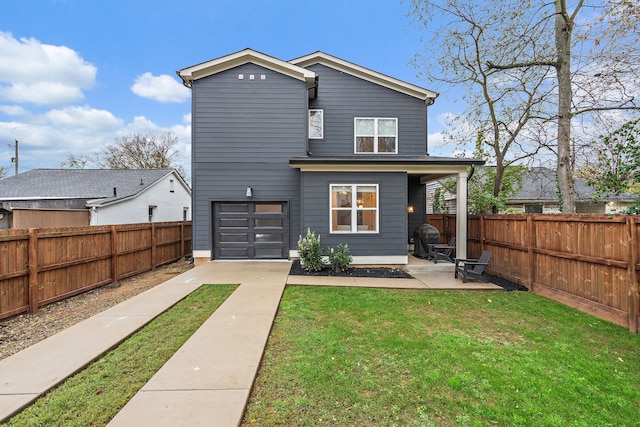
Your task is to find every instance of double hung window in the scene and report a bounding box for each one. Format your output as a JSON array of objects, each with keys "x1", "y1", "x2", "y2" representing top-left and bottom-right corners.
[
  {"x1": 354, "y1": 118, "x2": 397, "y2": 153},
  {"x1": 330, "y1": 184, "x2": 378, "y2": 233}
]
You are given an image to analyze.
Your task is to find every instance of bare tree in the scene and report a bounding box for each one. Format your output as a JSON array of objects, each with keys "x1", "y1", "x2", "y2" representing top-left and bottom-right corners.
[
  {"x1": 96, "y1": 131, "x2": 186, "y2": 177},
  {"x1": 485, "y1": 0, "x2": 640, "y2": 211},
  {"x1": 410, "y1": 0, "x2": 552, "y2": 212},
  {"x1": 411, "y1": 0, "x2": 640, "y2": 212},
  {"x1": 60, "y1": 154, "x2": 90, "y2": 169}
]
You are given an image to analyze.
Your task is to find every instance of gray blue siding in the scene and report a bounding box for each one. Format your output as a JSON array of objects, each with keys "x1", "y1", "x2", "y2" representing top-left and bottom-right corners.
[
  {"x1": 191, "y1": 63, "x2": 306, "y2": 253},
  {"x1": 299, "y1": 171, "x2": 408, "y2": 257},
  {"x1": 307, "y1": 64, "x2": 428, "y2": 157}
]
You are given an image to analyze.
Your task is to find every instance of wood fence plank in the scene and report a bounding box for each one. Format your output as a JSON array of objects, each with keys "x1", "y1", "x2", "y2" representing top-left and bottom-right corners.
[
  {"x1": 1, "y1": 221, "x2": 191, "y2": 319},
  {"x1": 427, "y1": 213, "x2": 638, "y2": 334},
  {"x1": 28, "y1": 229, "x2": 38, "y2": 314}
]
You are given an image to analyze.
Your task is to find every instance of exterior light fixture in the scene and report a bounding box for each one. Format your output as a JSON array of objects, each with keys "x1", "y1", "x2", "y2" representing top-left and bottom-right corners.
[
  {"x1": 407, "y1": 204, "x2": 415, "y2": 213},
  {"x1": 246, "y1": 187, "x2": 253, "y2": 197}
]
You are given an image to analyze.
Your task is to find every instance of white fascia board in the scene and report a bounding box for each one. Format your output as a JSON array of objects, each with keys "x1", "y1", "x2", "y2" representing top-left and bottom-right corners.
[
  {"x1": 289, "y1": 163, "x2": 469, "y2": 175},
  {"x1": 290, "y1": 52, "x2": 438, "y2": 103},
  {"x1": 178, "y1": 48, "x2": 316, "y2": 87}
]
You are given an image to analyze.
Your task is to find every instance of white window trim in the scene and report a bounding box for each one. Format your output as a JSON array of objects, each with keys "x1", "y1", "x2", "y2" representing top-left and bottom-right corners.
[
  {"x1": 329, "y1": 184, "x2": 379, "y2": 234},
  {"x1": 354, "y1": 117, "x2": 398, "y2": 154},
  {"x1": 309, "y1": 109, "x2": 324, "y2": 139}
]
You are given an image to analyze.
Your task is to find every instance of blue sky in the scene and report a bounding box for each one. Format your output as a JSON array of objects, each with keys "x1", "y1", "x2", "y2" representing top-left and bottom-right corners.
[{"x1": 0, "y1": 0, "x2": 458, "y2": 178}]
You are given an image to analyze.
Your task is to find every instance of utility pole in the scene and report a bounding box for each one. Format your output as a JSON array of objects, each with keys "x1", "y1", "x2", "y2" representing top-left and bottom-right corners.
[{"x1": 10, "y1": 139, "x2": 18, "y2": 176}]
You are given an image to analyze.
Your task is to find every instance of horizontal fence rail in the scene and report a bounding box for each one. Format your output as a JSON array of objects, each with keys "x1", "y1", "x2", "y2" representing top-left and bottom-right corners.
[
  {"x1": 426, "y1": 214, "x2": 640, "y2": 334},
  {"x1": 0, "y1": 221, "x2": 192, "y2": 320}
]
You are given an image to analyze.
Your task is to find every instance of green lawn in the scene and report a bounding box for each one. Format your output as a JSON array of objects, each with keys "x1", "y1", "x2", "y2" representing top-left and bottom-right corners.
[
  {"x1": 243, "y1": 287, "x2": 640, "y2": 427},
  {"x1": 4, "y1": 284, "x2": 237, "y2": 427}
]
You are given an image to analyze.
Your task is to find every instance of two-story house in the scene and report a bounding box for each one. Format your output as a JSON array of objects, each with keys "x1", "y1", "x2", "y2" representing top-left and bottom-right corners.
[{"x1": 178, "y1": 49, "x2": 482, "y2": 265}]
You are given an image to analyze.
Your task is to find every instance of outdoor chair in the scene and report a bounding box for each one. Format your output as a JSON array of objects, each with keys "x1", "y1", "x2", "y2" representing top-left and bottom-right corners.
[
  {"x1": 428, "y1": 237, "x2": 456, "y2": 264},
  {"x1": 454, "y1": 250, "x2": 492, "y2": 283}
]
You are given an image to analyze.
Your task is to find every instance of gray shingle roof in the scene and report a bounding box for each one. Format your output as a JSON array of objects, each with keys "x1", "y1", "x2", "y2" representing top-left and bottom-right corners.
[
  {"x1": 512, "y1": 167, "x2": 635, "y2": 202},
  {"x1": 0, "y1": 169, "x2": 179, "y2": 205}
]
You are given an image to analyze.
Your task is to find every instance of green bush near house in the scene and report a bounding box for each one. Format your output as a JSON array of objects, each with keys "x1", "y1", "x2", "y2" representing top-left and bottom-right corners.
[
  {"x1": 297, "y1": 228, "x2": 324, "y2": 272},
  {"x1": 327, "y1": 243, "x2": 352, "y2": 273}
]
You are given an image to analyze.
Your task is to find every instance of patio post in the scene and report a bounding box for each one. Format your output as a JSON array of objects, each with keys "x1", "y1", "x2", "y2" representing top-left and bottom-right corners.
[{"x1": 456, "y1": 170, "x2": 468, "y2": 259}]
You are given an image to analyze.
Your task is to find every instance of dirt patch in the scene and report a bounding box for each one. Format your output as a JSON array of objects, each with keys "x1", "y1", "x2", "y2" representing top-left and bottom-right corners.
[{"x1": 0, "y1": 258, "x2": 193, "y2": 360}]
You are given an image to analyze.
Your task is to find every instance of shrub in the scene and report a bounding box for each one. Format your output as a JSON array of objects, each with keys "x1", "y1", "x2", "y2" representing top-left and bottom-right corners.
[
  {"x1": 297, "y1": 228, "x2": 325, "y2": 272},
  {"x1": 327, "y1": 243, "x2": 352, "y2": 273}
]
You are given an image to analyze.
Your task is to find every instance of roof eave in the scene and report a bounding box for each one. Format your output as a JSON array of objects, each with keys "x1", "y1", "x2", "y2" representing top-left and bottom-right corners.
[
  {"x1": 289, "y1": 51, "x2": 439, "y2": 103},
  {"x1": 178, "y1": 48, "x2": 316, "y2": 88}
]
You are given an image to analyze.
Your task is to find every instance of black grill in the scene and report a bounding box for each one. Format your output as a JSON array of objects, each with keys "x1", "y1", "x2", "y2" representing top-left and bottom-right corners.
[{"x1": 413, "y1": 223, "x2": 440, "y2": 258}]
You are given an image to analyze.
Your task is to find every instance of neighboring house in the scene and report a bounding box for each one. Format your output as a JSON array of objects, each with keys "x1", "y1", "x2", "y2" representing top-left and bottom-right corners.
[
  {"x1": 0, "y1": 169, "x2": 191, "y2": 229},
  {"x1": 178, "y1": 48, "x2": 483, "y2": 264},
  {"x1": 507, "y1": 167, "x2": 636, "y2": 214},
  {"x1": 426, "y1": 167, "x2": 637, "y2": 214}
]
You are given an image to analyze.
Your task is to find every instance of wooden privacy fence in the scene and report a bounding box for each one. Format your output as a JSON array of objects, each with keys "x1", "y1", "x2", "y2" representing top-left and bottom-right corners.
[
  {"x1": 426, "y1": 214, "x2": 640, "y2": 334},
  {"x1": 0, "y1": 221, "x2": 192, "y2": 320}
]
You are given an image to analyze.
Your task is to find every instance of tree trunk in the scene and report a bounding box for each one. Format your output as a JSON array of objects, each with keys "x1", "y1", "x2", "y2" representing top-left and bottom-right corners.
[
  {"x1": 493, "y1": 162, "x2": 504, "y2": 214},
  {"x1": 555, "y1": 0, "x2": 575, "y2": 212}
]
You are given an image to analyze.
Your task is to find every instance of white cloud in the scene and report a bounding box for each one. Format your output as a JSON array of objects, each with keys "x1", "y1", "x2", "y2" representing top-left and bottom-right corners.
[
  {"x1": 0, "y1": 31, "x2": 96, "y2": 105},
  {"x1": 0, "y1": 105, "x2": 29, "y2": 116},
  {"x1": 45, "y1": 106, "x2": 123, "y2": 131},
  {"x1": 0, "y1": 81, "x2": 85, "y2": 105},
  {"x1": 428, "y1": 131, "x2": 446, "y2": 149},
  {"x1": 0, "y1": 112, "x2": 191, "y2": 175},
  {"x1": 131, "y1": 73, "x2": 190, "y2": 103}
]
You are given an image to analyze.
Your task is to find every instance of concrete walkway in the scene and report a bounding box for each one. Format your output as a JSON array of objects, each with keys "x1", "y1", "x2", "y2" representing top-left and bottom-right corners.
[
  {"x1": 108, "y1": 261, "x2": 291, "y2": 427},
  {"x1": 0, "y1": 259, "x2": 500, "y2": 426}
]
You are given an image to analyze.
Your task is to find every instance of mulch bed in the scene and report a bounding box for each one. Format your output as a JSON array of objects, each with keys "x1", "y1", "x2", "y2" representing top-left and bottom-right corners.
[
  {"x1": 289, "y1": 260, "x2": 528, "y2": 291},
  {"x1": 289, "y1": 260, "x2": 413, "y2": 279}
]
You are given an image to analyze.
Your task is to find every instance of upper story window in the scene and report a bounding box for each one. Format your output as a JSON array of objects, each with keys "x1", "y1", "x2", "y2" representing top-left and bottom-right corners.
[
  {"x1": 309, "y1": 109, "x2": 324, "y2": 139},
  {"x1": 330, "y1": 184, "x2": 378, "y2": 233},
  {"x1": 354, "y1": 118, "x2": 397, "y2": 154}
]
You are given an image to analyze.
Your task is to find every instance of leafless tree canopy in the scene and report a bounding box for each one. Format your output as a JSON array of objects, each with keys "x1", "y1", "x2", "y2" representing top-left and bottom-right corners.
[
  {"x1": 96, "y1": 131, "x2": 186, "y2": 177},
  {"x1": 410, "y1": 0, "x2": 640, "y2": 212}
]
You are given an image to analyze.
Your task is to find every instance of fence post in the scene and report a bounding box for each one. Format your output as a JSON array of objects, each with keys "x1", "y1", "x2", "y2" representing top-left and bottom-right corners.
[
  {"x1": 28, "y1": 228, "x2": 38, "y2": 314},
  {"x1": 181, "y1": 221, "x2": 185, "y2": 258},
  {"x1": 626, "y1": 216, "x2": 639, "y2": 334},
  {"x1": 111, "y1": 225, "x2": 118, "y2": 284},
  {"x1": 527, "y1": 215, "x2": 535, "y2": 292},
  {"x1": 480, "y1": 215, "x2": 486, "y2": 253},
  {"x1": 151, "y1": 223, "x2": 157, "y2": 270}
]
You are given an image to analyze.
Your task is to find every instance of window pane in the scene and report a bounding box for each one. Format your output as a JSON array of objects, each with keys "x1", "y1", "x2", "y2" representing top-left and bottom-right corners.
[
  {"x1": 255, "y1": 233, "x2": 282, "y2": 243},
  {"x1": 309, "y1": 110, "x2": 323, "y2": 138},
  {"x1": 377, "y1": 137, "x2": 396, "y2": 153},
  {"x1": 378, "y1": 119, "x2": 396, "y2": 136},
  {"x1": 357, "y1": 210, "x2": 377, "y2": 232},
  {"x1": 255, "y1": 218, "x2": 282, "y2": 227},
  {"x1": 356, "y1": 136, "x2": 374, "y2": 152},
  {"x1": 332, "y1": 211, "x2": 352, "y2": 231},
  {"x1": 255, "y1": 248, "x2": 282, "y2": 257},
  {"x1": 355, "y1": 119, "x2": 374, "y2": 135},
  {"x1": 357, "y1": 186, "x2": 377, "y2": 208},
  {"x1": 331, "y1": 186, "x2": 352, "y2": 208},
  {"x1": 255, "y1": 204, "x2": 282, "y2": 213}
]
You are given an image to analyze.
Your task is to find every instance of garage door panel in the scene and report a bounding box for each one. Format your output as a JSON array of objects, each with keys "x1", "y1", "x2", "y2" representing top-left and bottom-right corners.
[
  {"x1": 219, "y1": 247, "x2": 250, "y2": 258},
  {"x1": 220, "y1": 218, "x2": 249, "y2": 228},
  {"x1": 219, "y1": 232, "x2": 249, "y2": 243},
  {"x1": 213, "y1": 202, "x2": 288, "y2": 260}
]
